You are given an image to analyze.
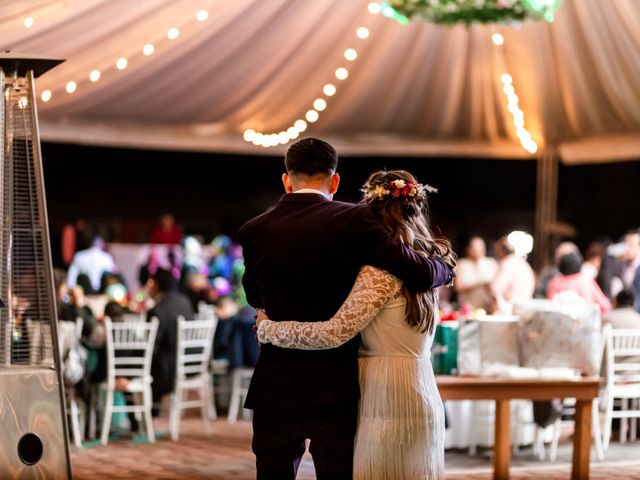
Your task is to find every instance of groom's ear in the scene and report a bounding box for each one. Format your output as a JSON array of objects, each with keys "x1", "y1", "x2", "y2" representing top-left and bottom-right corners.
[
  {"x1": 282, "y1": 173, "x2": 294, "y2": 193},
  {"x1": 329, "y1": 173, "x2": 340, "y2": 195}
]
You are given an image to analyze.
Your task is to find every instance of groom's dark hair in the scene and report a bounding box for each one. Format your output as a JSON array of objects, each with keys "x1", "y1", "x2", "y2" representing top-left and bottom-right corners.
[{"x1": 285, "y1": 138, "x2": 338, "y2": 176}]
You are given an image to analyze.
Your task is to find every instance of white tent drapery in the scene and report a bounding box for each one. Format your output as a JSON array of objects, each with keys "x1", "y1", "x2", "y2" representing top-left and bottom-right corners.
[{"x1": 1, "y1": 0, "x2": 639, "y2": 163}]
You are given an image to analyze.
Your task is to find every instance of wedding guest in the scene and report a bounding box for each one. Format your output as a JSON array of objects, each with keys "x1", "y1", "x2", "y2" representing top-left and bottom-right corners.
[
  {"x1": 547, "y1": 252, "x2": 611, "y2": 312},
  {"x1": 54, "y1": 268, "x2": 97, "y2": 339},
  {"x1": 534, "y1": 241, "x2": 579, "y2": 298},
  {"x1": 603, "y1": 289, "x2": 640, "y2": 329},
  {"x1": 146, "y1": 268, "x2": 194, "y2": 415},
  {"x1": 491, "y1": 236, "x2": 535, "y2": 312},
  {"x1": 61, "y1": 218, "x2": 90, "y2": 267},
  {"x1": 208, "y1": 235, "x2": 235, "y2": 282},
  {"x1": 619, "y1": 230, "x2": 640, "y2": 311},
  {"x1": 67, "y1": 236, "x2": 115, "y2": 294},
  {"x1": 149, "y1": 213, "x2": 183, "y2": 245},
  {"x1": 583, "y1": 240, "x2": 607, "y2": 279},
  {"x1": 454, "y1": 236, "x2": 498, "y2": 310}
]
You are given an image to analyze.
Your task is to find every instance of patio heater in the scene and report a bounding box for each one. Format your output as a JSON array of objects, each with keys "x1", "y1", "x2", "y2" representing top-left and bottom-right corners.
[{"x1": 0, "y1": 53, "x2": 71, "y2": 479}]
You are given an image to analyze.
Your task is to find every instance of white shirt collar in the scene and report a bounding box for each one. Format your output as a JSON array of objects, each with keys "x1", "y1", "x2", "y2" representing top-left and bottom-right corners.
[{"x1": 293, "y1": 188, "x2": 330, "y2": 199}]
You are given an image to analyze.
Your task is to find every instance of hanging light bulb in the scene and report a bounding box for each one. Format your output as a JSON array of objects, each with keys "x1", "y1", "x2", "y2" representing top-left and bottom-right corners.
[
  {"x1": 116, "y1": 57, "x2": 128, "y2": 70},
  {"x1": 243, "y1": 129, "x2": 256, "y2": 142},
  {"x1": 306, "y1": 110, "x2": 319, "y2": 123},
  {"x1": 356, "y1": 27, "x2": 369, "y2": 39},
  {"x1": 143, "y1": 44, "x2": 155, "y2": 56},
  {"x1": 24, "y1": 17, "x2": 34, "y2": 28},
  {"x1": 41, "y1": 89, "x2": 52, "y2": 102},
  {"x1": 368, "y1": 2, "x2": 381, "y2": 14},
  {"x1": 501, "y1": 73, "x2": 513, "y2": 85},
  {"x1": 89, "y1": 70, "x2": 101, "y2": 82},
  {"x1": 492, "y1": 33, "x2": 504, "y2": 45},
  {"x1": 65, "y1": 81, "x2": 77, "y2": 93},
  {"x1": 313, "y1": 98, "x2": 327, "y2": 111},
  {"x1": 196, "y1": 9, "x2": 209, "y2": 21},
  {"x1": 168, "y1": 27, "x2": 180, "y2": 39},
  {"x1": 344, "y1": 48, "x2": 357, "y2": 61},
  {"x1": 294, "y1": 119, "x2": 307, "y2": 132},
  {"x1": 323, "y1": 84, "x2": 336, "y2": 96},
  {"x1": 335, "y1": 68, "x2": 349, "y2": 80},
  {"x1": 287, "y1": 127, "x2": 299, "y2": 139}
]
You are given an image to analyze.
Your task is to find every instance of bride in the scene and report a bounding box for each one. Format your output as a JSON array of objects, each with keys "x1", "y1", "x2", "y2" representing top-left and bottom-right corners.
[{"x1": 256, "y1": 170, "x2": 456, "y2": 480}]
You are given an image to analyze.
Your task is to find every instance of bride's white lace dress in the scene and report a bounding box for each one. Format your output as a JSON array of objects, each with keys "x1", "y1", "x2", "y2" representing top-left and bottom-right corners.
[{"x1": 257, "y1": 266, "x2": 445, "y2": 479}]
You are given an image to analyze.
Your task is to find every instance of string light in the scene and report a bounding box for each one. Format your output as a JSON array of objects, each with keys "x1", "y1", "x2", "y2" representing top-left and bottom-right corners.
[
  {"x1": 305, "y1": 110, "x2": 319, "y2": 123},
  {"x1": 368, "y1": 2, "x2": 381, "y2": 14},
  {"x1": 494, "y1": 33, "x2": 538, "y2": 154},
  {"x1": 313, "y1": 98, "x2": 327, "y2": 111},
  {"x1": 143, "y1": 43, "x2": 155, "y2": 56},
  {"x1": 344, "y1": 48, "x2": 357, "y2": 61},
  {"x1": 335, "y1": 67, "x2": 349, "y2": 80},
  {"x1": 38, "y1": 5, "x2": 219, "y2": 106},
  {"x1": 501, "y1": 71, "x2": 538, "y2": 154},
  {"x1": 242, "y1": 9, "x2": 375, "y2": 147},
  {"x1": 356, "y1": 27, "x2": 370, "y2": 39},
  {"x1": 24, "y1": 17, "x2": 34, "y2": 28},
  {"x1": 196, "y1": 9, "x2": 208, "y2": 21},
  {"x1": 168, "y1": 27, "x2": 180, "y2": 39},
  {"x1": 323, "y1": 84, "x2": 336, "y2": 96}
]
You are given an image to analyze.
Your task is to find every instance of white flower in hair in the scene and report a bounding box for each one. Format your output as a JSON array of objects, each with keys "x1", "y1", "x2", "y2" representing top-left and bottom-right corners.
[{"x1": 392, "y1": 179, "x2": 406, "y2": 189}]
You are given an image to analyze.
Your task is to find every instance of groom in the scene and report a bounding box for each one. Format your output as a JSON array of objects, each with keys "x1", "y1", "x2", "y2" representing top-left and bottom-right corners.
[{"x1": 238, "y1": 138, "x2": 454, "y2": 480}]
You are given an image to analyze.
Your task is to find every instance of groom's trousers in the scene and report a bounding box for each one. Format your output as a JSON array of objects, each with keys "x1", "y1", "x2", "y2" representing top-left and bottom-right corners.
[{"x1": 252, "y1": 401, "x2": 358, "y2": 480}]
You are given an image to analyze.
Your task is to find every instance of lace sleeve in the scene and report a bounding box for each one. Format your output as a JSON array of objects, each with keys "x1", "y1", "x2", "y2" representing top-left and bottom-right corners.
[{"x1": 257, "y1": 266, "x2": 401, "y2": 350}]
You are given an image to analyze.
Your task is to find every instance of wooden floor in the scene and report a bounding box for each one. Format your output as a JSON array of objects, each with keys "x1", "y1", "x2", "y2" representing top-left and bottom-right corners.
[{"x1": 71, "y1": 417, "x2": 640, "y2": 479}]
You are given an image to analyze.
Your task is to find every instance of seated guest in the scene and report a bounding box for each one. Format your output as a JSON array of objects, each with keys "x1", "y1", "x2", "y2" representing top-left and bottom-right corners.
[
  {"x1": 534, "y1": 241, "x2": 579, "y2": 298},
  {"x1": 146, "y1": 268, "x2": 194, "y2": 415},
  {"x1": 454, "y1": 236, "x2": 498, "y2": 311},
  {"x1": 149, "y1": 213, "x2": 183, "y2": 245},
  {"x1": 54, "y1": 268, "x2": 97, "y2": 339},
  {"x1": 548, "y1": 252, "x2": 611, "y2": 313},
  {"x1": 491, "y1": 236, "x2": 535, "y2": 313},
  {"x1": 67, "y1": 236, "x2": 115, "y2": 294},
  {"x1": 603, "y1": 289, "x2": 640, "y2": 329}
]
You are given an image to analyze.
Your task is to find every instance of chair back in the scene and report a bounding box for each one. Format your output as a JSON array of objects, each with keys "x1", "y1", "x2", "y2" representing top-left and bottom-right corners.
[
  {"x1": 122, "y1": 313, "x2": 146, "y2": 323},
  {"x1": 104, "y1": 317, "x2": 158, "y2": 386},
  {"x1": 603, "y1": 324, "x2": 640, "y2": 386},
  {"x1": 197, "y1": 302, "x2": 217, "y2": 318},
  {"x1": 176, "y1": 316, "x2": 217, "y2": 380}
]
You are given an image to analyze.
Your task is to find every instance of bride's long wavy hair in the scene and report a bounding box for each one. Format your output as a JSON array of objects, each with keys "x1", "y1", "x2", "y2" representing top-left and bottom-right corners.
[{"x1": 362, "y1": 170, "x2": 457, "y2": 334}]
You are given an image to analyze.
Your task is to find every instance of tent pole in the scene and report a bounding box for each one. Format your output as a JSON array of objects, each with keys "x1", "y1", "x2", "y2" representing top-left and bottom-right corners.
[{"x1": 534, "y1": 146, "x2": 558, "y2": 271}]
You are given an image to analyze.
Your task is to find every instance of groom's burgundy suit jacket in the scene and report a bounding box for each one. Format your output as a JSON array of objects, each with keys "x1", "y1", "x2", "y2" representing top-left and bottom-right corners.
[{"x1": 239, "y1": 193, "x2": 452, "y2": 410}]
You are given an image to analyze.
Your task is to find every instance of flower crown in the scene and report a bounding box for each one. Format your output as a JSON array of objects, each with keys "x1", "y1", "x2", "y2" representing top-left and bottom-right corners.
[{"x1": 362, "y1": 178, "x2": 438, "y2": 202}]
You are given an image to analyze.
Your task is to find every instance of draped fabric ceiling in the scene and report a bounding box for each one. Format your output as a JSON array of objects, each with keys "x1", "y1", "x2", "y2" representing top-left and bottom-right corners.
[{"x1": 1, "y1": 0, "x2": 639, "y2": 163}]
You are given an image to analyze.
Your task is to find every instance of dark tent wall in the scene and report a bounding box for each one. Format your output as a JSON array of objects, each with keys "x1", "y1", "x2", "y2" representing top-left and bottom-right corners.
[{"x1": 42, "y1": 142, "x2": 640, "y2": 258}]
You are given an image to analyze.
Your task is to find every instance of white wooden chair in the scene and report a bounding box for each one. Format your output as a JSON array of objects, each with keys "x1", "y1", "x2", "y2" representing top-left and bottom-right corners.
[
  {"x1": 122, "y1": 313, "x2": 146, "y2": 323},
  {"x1": 99, "y1": 317, "x2": 158, "y2": 445},
  {"x1": 228, "y1": 367, "x2": 254, "y2": 423},
  {"x1": 169, "y1": 316, "x2": 217, "y2": 441},
  {"x1": 59, "y1": 317, "x2": 85, "y2": 448},
  {"x1": 602, "y1": 324, "x2": 640, "y2": 450}
]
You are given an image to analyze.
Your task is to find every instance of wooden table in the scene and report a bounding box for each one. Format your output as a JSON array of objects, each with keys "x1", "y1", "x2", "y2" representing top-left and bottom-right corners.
[{"x1": 436, "y1": 375, "x2": 600, "y2": 480}]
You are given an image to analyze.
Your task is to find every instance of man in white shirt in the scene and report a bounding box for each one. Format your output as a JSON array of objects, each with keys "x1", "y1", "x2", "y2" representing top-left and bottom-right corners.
[{"x1": 67, "y1": 236, "x2": 115, "y2": 293}]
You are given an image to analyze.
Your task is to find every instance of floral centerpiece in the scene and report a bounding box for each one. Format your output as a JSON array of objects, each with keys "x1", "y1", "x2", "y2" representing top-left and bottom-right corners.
[{"x1": 385, "y1": 0, "x2": 562, "y2": 25}]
